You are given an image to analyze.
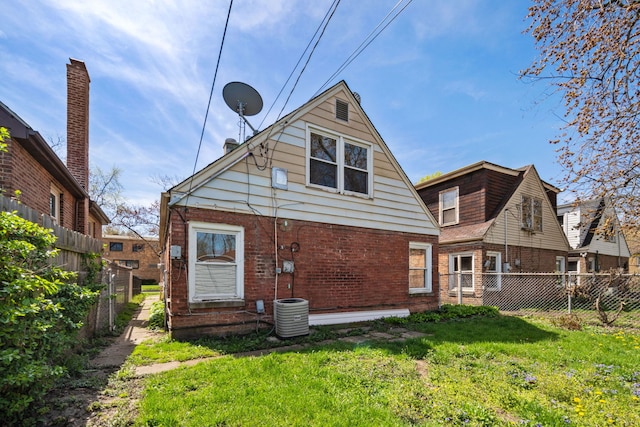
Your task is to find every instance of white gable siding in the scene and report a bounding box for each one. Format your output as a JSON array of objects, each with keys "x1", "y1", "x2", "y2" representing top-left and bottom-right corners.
[{"x1": 172, "y1": 88, "x2": 438, "y2": 236}]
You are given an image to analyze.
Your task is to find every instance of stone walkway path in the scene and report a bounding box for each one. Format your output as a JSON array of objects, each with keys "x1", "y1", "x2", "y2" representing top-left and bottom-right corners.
[{"x1": 90, "y1": 295, "x2": 430, "y2": 377}]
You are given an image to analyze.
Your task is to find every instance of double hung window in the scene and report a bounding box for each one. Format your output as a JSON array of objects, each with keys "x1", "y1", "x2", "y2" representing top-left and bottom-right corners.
[
  {"x1": 307, "y1": 126, "x2": 372, "y2": 197},
  {"x1": 439, "y1": 187, "x2": 459, "y2": 226},
  {"x1": 189, "y1": 222, "x2": 244, "y2": 302},
  {"x1": 409, "y1": 243, "x2": 432, "y2": 293}
]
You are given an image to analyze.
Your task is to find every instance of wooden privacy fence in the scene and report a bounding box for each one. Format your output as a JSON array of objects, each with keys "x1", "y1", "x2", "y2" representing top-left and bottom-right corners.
[{"x1": 0, "y1": 194, "x2": 103, "y2": 272}]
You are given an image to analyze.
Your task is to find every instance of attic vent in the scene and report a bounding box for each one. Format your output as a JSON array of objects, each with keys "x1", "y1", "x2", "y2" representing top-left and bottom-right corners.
[{"x1": 336, "y1": 99, "x2": 348, "y2": 122}]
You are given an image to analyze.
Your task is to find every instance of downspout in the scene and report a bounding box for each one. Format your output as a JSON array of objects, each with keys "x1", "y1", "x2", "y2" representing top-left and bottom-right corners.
[{"x1": 504, "y1": 209, "x2": 509, "y2": 270}]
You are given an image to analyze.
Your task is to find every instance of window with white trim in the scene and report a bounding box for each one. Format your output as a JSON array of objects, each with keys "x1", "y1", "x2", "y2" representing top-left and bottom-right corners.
[
  {"x1": 439, "y1": 187, "x2": 459, "y2": 226},
  {"x1": 409, "y1": 242, "x2": 432, "y2": 293},
  {"x1": 448, "y1": 252, "x2": 474, "y2": 292},
  {"x1": 49, "y1": 184, "x2": 61, "y2": 224},
  {"x1": 189, "y1": 222, "x2": 244, "y2": 302},
  {"x1": 484, "y1": 251, "x2": 502, "y2": 291},
  {"x1": 307, "y1": 125, "x2": 372, "y2": 197},
  {"x1": 555, "y1": 256, "x2": 566, "y2": 287},
  {"x1": 521, "y1": 195, "x2": 542, "y2": 232}
]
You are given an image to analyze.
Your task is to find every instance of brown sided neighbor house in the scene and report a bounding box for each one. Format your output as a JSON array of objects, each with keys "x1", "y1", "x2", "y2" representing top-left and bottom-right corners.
[
  {"x1": 160, "y1": 80, "x2": 440, "y2": 338},
  {"x1": 0, "y1": 59, "x2": 109, "y2": 237},
  {"x1": 415, "y1": 161, "x2": 571, "y2": 305}
]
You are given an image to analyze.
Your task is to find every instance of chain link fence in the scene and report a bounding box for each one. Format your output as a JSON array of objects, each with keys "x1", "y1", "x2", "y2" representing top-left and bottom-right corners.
[
  {"x1": 83, "y1": 262, "x2": 134, "y2": 336},
  {"x1": 440, "y1": 272, "x2": 640, "y2": 327}
]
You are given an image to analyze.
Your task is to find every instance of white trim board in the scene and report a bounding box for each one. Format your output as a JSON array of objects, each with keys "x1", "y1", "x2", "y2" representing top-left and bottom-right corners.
[{"x1": 308, "y1": 309, "x2": 410, "y2": 326}]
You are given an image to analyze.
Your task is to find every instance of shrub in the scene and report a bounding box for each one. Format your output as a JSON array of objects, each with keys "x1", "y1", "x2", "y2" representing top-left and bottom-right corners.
[
  {"x1": 0, "y1": 212, "x2": 99, "y2": 424},
  {"x1": 148, "y1": 300, "x2": 166, "y2": 330}
]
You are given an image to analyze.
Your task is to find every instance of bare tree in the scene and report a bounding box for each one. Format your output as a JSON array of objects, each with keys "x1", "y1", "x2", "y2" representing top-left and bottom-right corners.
[{"x1": 522, "y1": 0, "x2": 640, "y2": 227}]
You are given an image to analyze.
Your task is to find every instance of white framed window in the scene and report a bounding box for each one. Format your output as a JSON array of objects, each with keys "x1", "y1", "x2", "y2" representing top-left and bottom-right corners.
[
  {"x1": 555, "y1": 256, "x2": 566, "y2": 287},
  {"x1": 521, "y1": 195, "x2": 542, "y2": 232},
  {"x1": 409, "y1": 242, "x2": 432, "y2": 293},
  {"x1": 189, "y1": 222, "x2": 244, "y2": 302},
  {"x1": 449, "y1": 252, "x2": 474, "y2": 292},
  {"x1": 439, "y1": 187, "x2": 459, "y2": 226},
  {"x1": 49, "y1": 184, "x2": 61, "y2": 223},
  {"x1": 484, "y1": 251, "x2": 502, "y2": 291},
  {"x1": 306, "y1": 124, "x2": 373, "y2": 197}
]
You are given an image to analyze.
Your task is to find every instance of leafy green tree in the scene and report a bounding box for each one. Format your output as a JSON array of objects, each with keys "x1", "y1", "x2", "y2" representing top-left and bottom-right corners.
[{"x1": 523, "y1": 0, "x2": 640, "y2": 226}]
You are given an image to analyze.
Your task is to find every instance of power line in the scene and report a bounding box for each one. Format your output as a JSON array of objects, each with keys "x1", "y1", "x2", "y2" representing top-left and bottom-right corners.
[
  {"x1": 314, "y1": 0, "x2": 414, "y2": 97},
  {"x1": 258, "y1": 0, "x2": 341, "y2": 131},
  {"x1": 185, "y1": 0, "x2": 234, "y2": 202}
]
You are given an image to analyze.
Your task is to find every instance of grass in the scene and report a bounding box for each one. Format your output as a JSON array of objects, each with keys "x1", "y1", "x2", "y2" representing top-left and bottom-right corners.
[{"x1": 131, "y1": 312, "x2": 640, "y2": 426}]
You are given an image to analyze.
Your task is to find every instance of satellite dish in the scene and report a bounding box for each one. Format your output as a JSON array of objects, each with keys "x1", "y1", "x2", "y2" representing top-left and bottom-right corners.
[{"x1": 223, "y1": 82, "x2": 263, "y2": 116}]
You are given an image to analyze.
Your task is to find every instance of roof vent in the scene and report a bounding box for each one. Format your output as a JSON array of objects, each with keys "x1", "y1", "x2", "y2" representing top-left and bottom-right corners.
[
  {"x1": 336, "y1": 99, "x2": 348, "y2": 122},
  {"x1": 352, "y1": 92, "x2": 361, "y2": 104},
  {"x1": 224, "y1": 138, "x2": 239, "y2": 154}
]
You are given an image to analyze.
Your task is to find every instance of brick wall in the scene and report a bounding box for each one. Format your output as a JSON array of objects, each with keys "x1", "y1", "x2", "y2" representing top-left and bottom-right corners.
[
  {"x1": 0, "y1": 137, "x2": 78, "y2": 231},
  {"x1": 66, "y1": 59, "x2": 90, "y2": 234},
  {"x1": 103, "y1": 236, "x2": 161, "y2": 282},
  {"x1": 165, "y1": 206, "x2": 439, "y2": 337},
  {"x1": 438, "y1": 241, "x2": 567, "y2": 305}
]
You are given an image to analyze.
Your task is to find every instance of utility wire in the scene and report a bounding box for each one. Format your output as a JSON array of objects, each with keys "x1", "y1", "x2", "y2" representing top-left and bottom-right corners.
[
  {"x1": 314, "y1": 0, "x2": 413, "y2": 97},
  {"x1": 258, "y1": 0, "x2": 341, "y2": 131},
  {"x1": 185, "y1": 0, "x2": 234, "y2": 203}
]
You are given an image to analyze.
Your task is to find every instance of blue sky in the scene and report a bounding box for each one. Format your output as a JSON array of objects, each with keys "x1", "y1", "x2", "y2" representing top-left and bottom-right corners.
[{"x1": 1, "y1": 1, "x2": 566, "y2": 205}]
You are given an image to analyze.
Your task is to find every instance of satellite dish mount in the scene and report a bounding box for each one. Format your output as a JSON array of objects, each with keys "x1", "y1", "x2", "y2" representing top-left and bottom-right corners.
[{"x1": 223, "y1": 82, "x2": 263, "y2": 142}]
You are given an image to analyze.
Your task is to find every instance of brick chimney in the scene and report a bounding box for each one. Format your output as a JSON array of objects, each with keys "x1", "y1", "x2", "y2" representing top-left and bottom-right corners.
[{"x1": 66, "y1": 58, "x2": 90, "y2": 233}]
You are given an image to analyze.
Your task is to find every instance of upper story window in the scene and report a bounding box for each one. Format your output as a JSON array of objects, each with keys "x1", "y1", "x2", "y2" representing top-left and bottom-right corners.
[
  {"x1": 439, "y1": 187, "x2": 459, "y2": 226},
  {"x1": 132, "y1": 243, "x2": 145, "y2": 252},
  {"x1": 306, "y1": 125, "x2": 372, "y2": 197},
  {"x1": 521, "y1": 195, "x2": 542, "y2": 232},
  {"x1": 109, "y1": 242, "x2": 123, "y2": 251}
]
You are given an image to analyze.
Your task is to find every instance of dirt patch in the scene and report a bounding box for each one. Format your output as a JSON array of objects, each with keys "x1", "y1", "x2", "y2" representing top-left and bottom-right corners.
[{"x1": 40, "y1": 361, "x2": 145, "y2": 426}]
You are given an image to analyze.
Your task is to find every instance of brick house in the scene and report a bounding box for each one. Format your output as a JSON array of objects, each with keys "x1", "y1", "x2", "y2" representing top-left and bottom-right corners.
[
  {"x1": 415, "y1": 161, "x2": 570, "y2": 305},
  {"x1": 0, "y1": 59, "x2": 109, "y2": 237},
  {"x1": 557, "y1": 198, "x2": 630, "y2": 274},
  {"x1": 103, "y1": 235, "x2": 161, "y2": 283},
  {"x1": 159, "y1": 81, "x2": 440, "y2": 338}
]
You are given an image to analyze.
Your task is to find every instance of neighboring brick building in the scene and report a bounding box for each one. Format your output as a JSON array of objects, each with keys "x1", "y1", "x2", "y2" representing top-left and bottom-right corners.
[
  {"x1": 0, "y1": 59, "x2": 109, "y2": 237},
  {"x1": 415, "y1": 161, "x2": 571, "y2": 305},
  {"x1": 103, "y1": 235, "x2": 161, "y2": 283},
  {"x1": 160, "y1": 81, "x2": 440, "y2": 338}
]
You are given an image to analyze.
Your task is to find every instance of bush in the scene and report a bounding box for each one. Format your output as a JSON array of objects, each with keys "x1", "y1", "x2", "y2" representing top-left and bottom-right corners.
[
  {"x1": 148, "y1": 300, "x2": 166, "y2": 330},
  {"x1": 0, "y1": 212, "x2": 99, "y2": 424},
  {"x1": 386, "y1": 304, "x2": 500, "y2": 325}
]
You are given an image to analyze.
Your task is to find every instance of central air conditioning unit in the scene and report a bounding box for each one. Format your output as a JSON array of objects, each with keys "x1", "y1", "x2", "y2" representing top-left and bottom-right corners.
[{"x1": 274, "y1": 298, "x2": 309, "y2": 338}]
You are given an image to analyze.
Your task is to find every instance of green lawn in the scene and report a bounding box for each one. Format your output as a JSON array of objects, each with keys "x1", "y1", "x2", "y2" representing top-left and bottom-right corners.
[{"x1": 132, "y1": 314, "x2": 640, "y2": 426}]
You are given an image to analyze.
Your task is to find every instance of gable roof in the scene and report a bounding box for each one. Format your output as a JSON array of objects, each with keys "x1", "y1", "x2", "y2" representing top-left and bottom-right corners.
[
  {"x1": 415, "y1": 160, "x2": 561, "y2": 194},
  {"x1": 0, "y1": 101, "x2": 110, "y2": 225},
  {"x1": 421, "y1": 161, "x2": 569, "y2": 249},
  {"x1": 161, "y1": 80, "x2": 439, "y2": 242}
]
